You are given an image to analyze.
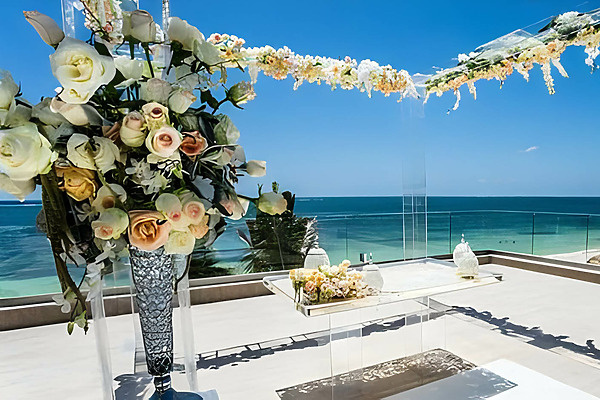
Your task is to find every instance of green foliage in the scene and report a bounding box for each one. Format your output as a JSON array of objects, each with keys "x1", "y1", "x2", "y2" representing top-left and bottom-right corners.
[{"x1": 243, "y1": 191, "x2": 318, "y2": 273}]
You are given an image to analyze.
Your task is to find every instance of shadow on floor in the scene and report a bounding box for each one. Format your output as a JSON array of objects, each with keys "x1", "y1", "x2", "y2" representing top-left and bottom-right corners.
[
  {"x1": 454, "y1": 306, "x2": 600, "y2": 362},
  {"x1": 195, "y1": 310, "x2": 445, "y2": 371},
  {"x1": 114, "y1": 373, "x2": 153, "y2": 399}
]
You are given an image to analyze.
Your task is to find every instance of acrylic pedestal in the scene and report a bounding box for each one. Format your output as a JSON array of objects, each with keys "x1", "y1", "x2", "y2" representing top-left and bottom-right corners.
[{"x1": 263, "y1": 259, "x2": 502, "y2": 399}]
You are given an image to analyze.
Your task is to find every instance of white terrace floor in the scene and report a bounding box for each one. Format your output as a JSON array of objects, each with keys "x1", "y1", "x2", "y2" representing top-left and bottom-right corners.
[{"x1": 1, "y1": 263, "x2": 599, "y2": 400}]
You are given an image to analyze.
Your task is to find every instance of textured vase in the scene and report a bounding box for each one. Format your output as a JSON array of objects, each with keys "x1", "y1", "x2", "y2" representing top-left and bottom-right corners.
[{"x1": 130, "y1": 246, "x2": 174, "y2": 394}]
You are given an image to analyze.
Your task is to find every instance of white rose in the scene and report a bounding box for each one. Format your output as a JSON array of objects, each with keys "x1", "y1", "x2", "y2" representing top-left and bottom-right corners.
[
  {"x1": 122, "y1": 10, "x2": 156, "y2": 43},
  {"x1": 167, "y1": 17, "x2": 204, "y2": 51},
  {"x1": 0, "y1": 123, "x2": 54, "y2": 181},
  {"x1": 164, "y1": 228, "x2": 196, "y2": 255},
  {"x1": 49, "y1": 97, "x2": 104, "y2": 126},
  {"x1": 0, "y1": 70, "x2": 19, "y2": 125},
  {"x1": 214, "y1": 115, "x2": 240, "y2": 145},
  {"x1": 168, "y1": 89, "x2": 196, "y2": 114},
  {"x1": 114, "y1": 56, "x2": 144, "y2": 86},
  {"x1": 245, "y1": 160, "x2": 266, "y2": 177},
  {"x1": 193, "y1": 40, "x2": 222, "y2": 66},
  {"x1": 92, "y1": 184, "x2": 127, "y2": 212},
  {"x1": 156, "y1": 193, "x2": 191, "y2": 230},
  {"x1": 66, "y1": 133, "x2": 120, "y2": 173},
  {"x1": 50, "y1": 38, "x2": 116, "y2": 104},
  {"x1": 145, "y1": 126, "x2": 182, "y2": 158},
  {"x1": 0, "y1": 173, "x2": 35, "y2": 201},
  {"x1": 91, "y1": 208, "x2": 129, "y2": 240},
  {"x1": 140, "y1": 78, "x2": 172, "y2": 104},
  {"x1": 257, "y1": 192, "x2": 287, "y2": 215}
]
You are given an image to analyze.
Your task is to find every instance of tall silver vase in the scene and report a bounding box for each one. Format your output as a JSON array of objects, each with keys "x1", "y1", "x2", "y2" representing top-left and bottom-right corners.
[{"x1": 130, "y1": 246, "x2": 174, "y2": 394}]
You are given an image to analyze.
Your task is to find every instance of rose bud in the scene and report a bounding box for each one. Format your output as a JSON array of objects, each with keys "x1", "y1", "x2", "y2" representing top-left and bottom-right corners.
[
  {"x1": 123, "y1": 10, "x2": 156, "y2": 43},
  {"x1": 120, "y1": 111, "x2": 146, "y2": 147},
  {"x1": 227, "y1": 82, "x2": 256, "y2": 105},
  {"x1": 179, "y1": 131, "x2": 207, "y2": 157},
  {"x1": 141, "y1": 101, "x2": 170, "y2": 130},
  {"x1": 24, "y1": 11, "x2": 65, "y2": 46}
]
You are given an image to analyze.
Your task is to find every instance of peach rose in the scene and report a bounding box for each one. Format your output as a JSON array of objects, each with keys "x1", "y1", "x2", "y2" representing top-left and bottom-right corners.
[
  {"x1": 189, "y1": 215, "x2": 210, "y2": 239},
  {"x1": 145, "y1": 126, "x2": 182, "y2": 158},
  {"x1": 179, "y1": 192, "x2": 206, "y2": 224},
  {"x1": 56, "y1": 166, "x2": 98, "y2": 202},
  {"x1": 128, "y1": 210, "x2": 172, "y2": 251},
  {"x1": 179, "y1": 131, "x2": 207, "y2": 157}
]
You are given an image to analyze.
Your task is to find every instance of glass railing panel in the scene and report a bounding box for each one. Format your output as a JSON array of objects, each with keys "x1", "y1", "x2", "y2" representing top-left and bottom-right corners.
[
  {"x1": 427, "y1": 212, "x2": 451, "y2": 256},
  {"x1": 0, "y1": 203, "x2": 86, "y2": 298},
  {"x1": 313, "y1": 217, "x2": 349, "y2": 264},
  {"x1": 587, "y1": 215, "x2": 600, "y2": 263},
  {"x1": 532, "y1": 213, "x2": 588, "y2": 262},
  {"x1": 449, "y1": 211, "x2": 533, "y2": 254},
  {"x1": 345, "y1": 214, "x2": 404, "y2": 264}
]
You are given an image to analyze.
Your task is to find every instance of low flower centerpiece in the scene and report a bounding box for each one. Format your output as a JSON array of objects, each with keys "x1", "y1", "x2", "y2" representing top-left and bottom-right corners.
[{"x1": 289, "y1": 261, "x2": 370, "y2": 305}]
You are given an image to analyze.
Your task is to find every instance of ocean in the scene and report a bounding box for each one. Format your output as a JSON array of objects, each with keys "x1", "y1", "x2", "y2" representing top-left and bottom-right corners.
[{"x1": 2, "y1": 196, "x2": 600, "y2": 298}]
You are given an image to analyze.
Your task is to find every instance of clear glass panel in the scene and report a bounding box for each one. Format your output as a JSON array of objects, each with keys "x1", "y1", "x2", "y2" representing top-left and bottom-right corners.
[
  {"x1": 449, "y1": 211, "x2": 533, "y2": 254},
  {"x1": 587, "y1": 215, "x2": 600, "y2": 263},
  {"x1": 532, "y1": 213, "x2": 589, "y2": 261},
  {"x1": 315, "y1": 217, "x2": 349, "y2": 264},
  {"x1": 427, "y1": 212, "x2": 452, "y2": 256},
  {"x1": 346, "y1": 214, "x2": 404, "y2": 264},
  {"x1": 0, "y1": 202, "x2": 85, "y2": 298}
]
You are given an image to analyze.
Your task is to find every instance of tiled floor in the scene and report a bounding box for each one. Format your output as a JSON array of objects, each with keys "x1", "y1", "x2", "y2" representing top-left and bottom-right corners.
[{"x1": 1, "y1": 264, "x2": 599, "y2": 399}]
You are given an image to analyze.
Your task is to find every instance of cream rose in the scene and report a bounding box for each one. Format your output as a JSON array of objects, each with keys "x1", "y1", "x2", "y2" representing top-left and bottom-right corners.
[
  {"x1": 0, "y1": 123, "x2": 54, "y2": 181},
  {"x1": 0, "y1": 70, "x2": 19, "y2": 125},
  {"x1": 91, "y1": 208, "x2": 129, "y2": 240},
  {"x1": 128, "y1": 210, "x2": 171, "y2": 251},
  {"x1": 156, "y1": 193, "x2": 190, "y2": 230},
  {"x1": 50, "y1": 38, "x2": 116, "y2": 104},
  {"x1": 179, "y1": 192, "x2": 206, "y2": 224},
  {"x1": 0, "y1": 173, "x2": 35, "y2": 201},
  {"x1": 245, "y1": 160, "x2": 266, "y2": 177},
  {"x1": 145, "y1": 126, "x2": 182, "y2": 158},
  {"x1": 114, "y1": 56, "x2": 144, "y2": 86},
  {"x1": 49, "y1": 97, "x2": 104, "y2": 126},
  {"x1": 140, "y1": 78, "x2": 171, "y2": 105},
  {"x1": 167, "y1": 17, "x2": 204, "y2": 51},
  {"x1": 141, "y1": 102, "x2": 170, "y2": 130},
  {"x1": 164, "y1": 228, "x2": 196, "y2": 255},
  {"x1": 120, "y1": 111, "x2": 146, "y2": 147},
  {"x1": 66, "y1": 133, "x2": 120, "y2": 173},
  {"x1": 168, "y1": 89, "x2": 196, "y2": 114},
  {"x1": 122, "y1": 10, "x2": 156, "y2": 43},
  {"x1": 179, "y1": 131, "x2": 207, "y2": 157},
  {"x1": 92, "y1": 184, "x2": 127, "y2": 212},
  {"x1": 55, "y1": 166, "x2": 98, "y2": 201},
  {"x1": 257, "y1": 192, "x2": 287, "y2": 215}
]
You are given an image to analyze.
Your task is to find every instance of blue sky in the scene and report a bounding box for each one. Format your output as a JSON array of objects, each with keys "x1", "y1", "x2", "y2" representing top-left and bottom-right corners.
[{"x1": 2, "y1": 0, "x2": 600, "y2": 199}]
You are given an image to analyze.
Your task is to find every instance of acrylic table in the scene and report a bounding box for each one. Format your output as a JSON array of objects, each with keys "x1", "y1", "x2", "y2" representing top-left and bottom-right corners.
[{"x1": 263, "y1": 258, "x2": 502, "y2": 399}]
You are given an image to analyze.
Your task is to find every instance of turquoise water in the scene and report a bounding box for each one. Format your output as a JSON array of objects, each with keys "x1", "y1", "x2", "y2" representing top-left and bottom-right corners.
[{"x1": 2, "y1": 197, "x2": 600, "y2": 298}]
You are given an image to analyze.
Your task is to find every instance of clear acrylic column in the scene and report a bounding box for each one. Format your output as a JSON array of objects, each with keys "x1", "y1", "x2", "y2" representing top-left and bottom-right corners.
[{"x1": 400, "y1": 96, "x2": 427, "y2": 261}]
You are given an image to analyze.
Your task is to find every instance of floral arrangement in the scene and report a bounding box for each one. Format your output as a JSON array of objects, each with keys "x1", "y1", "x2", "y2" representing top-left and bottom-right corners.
[
  {"x1": 0, "y1": 6, "x2": 282, "y2": 333},
  {"x1": 289, "y1": 261, "x2": 369, "y2": 305},
  {"x1": 424, "y1": 10, "x2": 600, "y2": 109}
]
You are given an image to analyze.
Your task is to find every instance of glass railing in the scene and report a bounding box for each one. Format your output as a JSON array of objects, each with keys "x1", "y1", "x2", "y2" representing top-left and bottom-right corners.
[{"x1": 1, "y1": 203, "x2": 599, "y2": 299}]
